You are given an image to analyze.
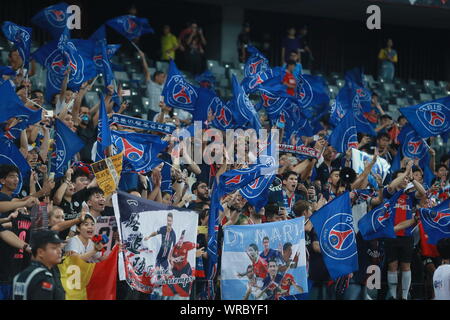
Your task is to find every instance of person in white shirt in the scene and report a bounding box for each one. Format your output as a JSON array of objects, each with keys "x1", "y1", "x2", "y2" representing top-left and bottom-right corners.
[
  {"x1": 137, "y1": 49, "x2": 167, "y2": 121},
  {"x1": 64, "y1": 214, "x2": 106, "y2": 263},
  {"x1": 433, "y1": 238, "x2": 450, "y2": 300}
]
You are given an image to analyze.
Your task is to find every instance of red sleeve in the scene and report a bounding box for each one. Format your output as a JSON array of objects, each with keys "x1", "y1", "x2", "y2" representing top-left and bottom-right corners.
[{"x1": 185, "y1": 242, "x2": 197, "y2": 251}]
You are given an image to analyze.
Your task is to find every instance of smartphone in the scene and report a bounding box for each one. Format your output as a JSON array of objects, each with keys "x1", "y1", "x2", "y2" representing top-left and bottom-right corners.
[
  {"x1": 45, "y1": 110, "x2": 54, "y2": 118},
  {"x1": 122, "y1": 89, "x2": 131, "y2": 96},
  {"x1": 49, "y1": 172, "x2": 55, "y2": 180}
]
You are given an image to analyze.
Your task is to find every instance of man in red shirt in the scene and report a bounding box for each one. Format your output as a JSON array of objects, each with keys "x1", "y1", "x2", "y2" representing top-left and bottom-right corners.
[
  {"x1": 283, "y1": 60, "x2": 297, "y2": 96},
  {"x1": 163, "y1": 230, "x2": 196, "y2": 297}
]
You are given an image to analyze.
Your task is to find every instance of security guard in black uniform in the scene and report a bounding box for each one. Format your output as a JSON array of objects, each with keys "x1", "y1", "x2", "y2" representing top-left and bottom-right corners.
[{"x1": 12, "y1": 230, "x2": 66, "y2": 300}]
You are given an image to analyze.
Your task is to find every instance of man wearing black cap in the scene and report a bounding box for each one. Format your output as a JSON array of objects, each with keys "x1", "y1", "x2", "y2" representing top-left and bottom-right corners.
[{"x1": 12, "y1": 230, "x2": 65, "y2": 300}]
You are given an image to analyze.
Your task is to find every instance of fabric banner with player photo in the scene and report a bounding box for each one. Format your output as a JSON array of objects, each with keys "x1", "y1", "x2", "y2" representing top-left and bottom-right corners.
[
  {"x1": 112, "y1": 191, "x2": 199, "y2": 298},
  {"x1": 352, "y1": 148, "x2": 391, "y2": 184},
  {"x1": 221, "y1": 217, "x2": 308, "y2": 300}
]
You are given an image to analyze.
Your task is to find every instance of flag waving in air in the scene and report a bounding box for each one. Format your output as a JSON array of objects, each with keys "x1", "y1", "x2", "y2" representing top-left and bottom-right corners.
[
  {"x1": 244, "y1": 45, "x2": 270, "y2": 77},
  {"x1": 31, "y1": 2, "x2": 69, "y2": 39},
  {"x1": 32, "y1": 30, "x2": 97, "y2": 102},
  {"x1": 310, "y1": 192, "x2": 358, "y2": 279},
  {"x1": 229, "y1": 75, "x2": 262, "y2": 131},
  {"x1": 358, "y1": 200, "x2": 396, "y2": 241},
  {"x1": 0, "y1": 136, "x2": 31, "y2": 195},
  {"x1": 399, "y1": 96, "x2": 450, "y2": 138},
  {"x1": 162, "y1": 60, "x2": 199, "y2": 112},
  {"x1": 111, "y1": 130, "x2": 167, "y2": 173},
  {"x1": 51, "y1": 119, "x2": 85, "y2": 178},
  {"x1": 295, "y1": 74, "x2": 330, "y2": 110},
  {"x1": 1, "y1": 22, "x2": 32, "y2": 69},
  {"x1": 419, "y1": 206, "x2": 450, "y2": 245},
  {"x1": 328, "y1": 111, "x2": 358, "y2": 153},
  {"x1": 106, "y1": 15, "x2": 154, "y2": 40}
]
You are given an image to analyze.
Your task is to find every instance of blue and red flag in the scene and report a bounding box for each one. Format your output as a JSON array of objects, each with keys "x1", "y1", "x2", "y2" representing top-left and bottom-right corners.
[
  {"x1": 358, "y1": 200, "x2": 396, "y2": 240},
  {"x1": 106, "y1": 15, "x2": 154, "y2": 40},
  {"x1": 310, "y1": 192, "x2": 358, "y2": 279},
  {"x1": 111, "y1": 130, "x2": 167, "y2": 173},
  {"x1": 244, "y1": 45, "x2": 270, "y2": 78},
  {"x1": 162, "y1": 60, "x2": 199, "y2": 112},
  {"x1": 32, "y1": 30, "x2": 97, "y2": 103},
  {"x1": 419, "y1": 206, "x2": 450, "y2": 244},
  {"x1": 399, "y1": 96, "x2": 450, "y2": 138},
  {"x1": 31, "y1": 2, "x2": 69, "y2": 39},
  {"x1": 1, "y1": 22, "x2": 32, "y2": 69},
  {"x1": 241, "y1": 67, "x2": 285, "y2": 95},
  {"x1": 328, "y1": 111, "x2": 358, "y2": 153},
  {"x1": 295, "y1": 74, "x2": 330, "y2": 110},
  {"x1": 51, "y1": 119, "x2": 85, "y2": 178}
]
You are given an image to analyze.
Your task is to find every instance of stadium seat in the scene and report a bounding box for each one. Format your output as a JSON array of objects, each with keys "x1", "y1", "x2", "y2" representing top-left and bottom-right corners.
[
  {"x1": 114, "y1": 71, "x2": 130, "y2": 82},
  {"x1": 211, "y1": 66, "x2": 226, "y2": 78},
  {"x1": 419, "y1": 93, "x2": 433, "y2": 101}
]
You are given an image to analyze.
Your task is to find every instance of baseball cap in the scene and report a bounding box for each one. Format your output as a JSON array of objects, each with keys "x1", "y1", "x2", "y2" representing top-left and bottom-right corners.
[{"x1": 30, "y1": 230, "x2": 65, "y2": 254}]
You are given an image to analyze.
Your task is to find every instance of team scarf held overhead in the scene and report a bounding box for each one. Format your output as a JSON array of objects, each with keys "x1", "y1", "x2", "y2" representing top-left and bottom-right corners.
[
  {"x1": 51, "y1": 119, "x2": 85, "y2": 178},
  {"x1": 310, "y1": 192, "x2": 358, "y2": 280},
  {"x1": 106, "y1": 15, "x2": 154, "y2": 41},
  {"x1": 31, "y1": 2, "x2": 69, "y2": 39},
  {"x1": 1, "y1": 21, "x2": 32, "y2": 70},
  {"x1": 32, "y1": 28, "x2": 97, "y2": 103},
  {"x1": 399, "y1": 96, "x2": 450, "y2": 139}
]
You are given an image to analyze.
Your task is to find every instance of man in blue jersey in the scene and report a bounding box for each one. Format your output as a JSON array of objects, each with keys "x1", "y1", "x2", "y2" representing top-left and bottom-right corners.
[{"x1": 383, "y1": 161, "x2": 426, "y2": 300}]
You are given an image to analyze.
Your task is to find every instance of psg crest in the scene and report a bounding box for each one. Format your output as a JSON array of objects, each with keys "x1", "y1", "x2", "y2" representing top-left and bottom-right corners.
[
  {"x1": 45, "y1": 9, "x2": 66, "y2": 27},
  {"x1": 297, "y1": 77, "x2": 313, "y2": 108},
  {"x1": 166, "y1": 75, "x2": 198, "y2": 110},
  {"x1": 402, "y1": 130, "x2": 425, "y2": 160},
  {"x1": 417, "y1": 103, "x2": 449, "y2": 135},
  {"x1": 320, "y1": 213, "x2": 356, "y2": 260}
]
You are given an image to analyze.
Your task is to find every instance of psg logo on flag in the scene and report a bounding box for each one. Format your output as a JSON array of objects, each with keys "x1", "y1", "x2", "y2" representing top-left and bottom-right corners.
[
  {"x1": 402, "y1": 131, "x2": 425, "y2": 160},
  {"x1": 8, "y1": 24, "x2": 30, "y2": 44},
  {"x1": 260, "y1": 90, "x2": 280, "y2": 108},
  {"x1": 297, "y1": 77, "x2": 313, "y2": 108},
  {"x1": 372, "y1": 204, "x2": 391, "y2": 229},
  {"x1": 320, "y1": 213, "x2": 356, "y2": 260},
  {"x1": 113, "y1": 136, "x2": 145, "y2": 162},
  {"x1": 166, "y1": 75, "x2": 198, "y2": 109},
  {"x1": 45, "y1": 9, "x2": 66, "y2": 27},
  {"x1": 342, "y1": 126, "x2": 358, "y2": 151},
  {"x1": 54, "y1": 133, "x2": 67, "y2": 172},
  {"x1": 237, "y1": 93, "x2": 253, "y2": 121},
  {"x1": 417, "y1": 103, "x2": 449, "y2": 135},
  {"x1": 45, "y1": 46, "x2": 85, "y2": 91},
  {"x1": 208, "y1": 98, "x2": 232, "y2": 129}
]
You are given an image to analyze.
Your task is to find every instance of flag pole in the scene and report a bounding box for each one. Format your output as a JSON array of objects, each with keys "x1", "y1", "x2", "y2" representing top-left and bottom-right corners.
[{"x1": 129, "y1": 40, "x2": 141, "y2": 52}]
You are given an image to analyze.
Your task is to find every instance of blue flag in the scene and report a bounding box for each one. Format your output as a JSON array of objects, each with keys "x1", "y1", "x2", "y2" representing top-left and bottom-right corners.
[
  {"x1": 111, "y1": 130, "x2": 167, "y2": 173},
  {"x1": 95, "y1": 94, "x2": 111, "y2": 161},
  {"x1": 241, "y1": 67, "x2": 285, "y2": 95},
  {"x1": 32, "y1": 32, "x2": 97, "y2": 103},
  {"x1": 0, "y1": 80, "x2": 42, "y2": 126},
  {"x1": 0, "y1": 136, "x2": 31, "y2": 195},
  {"x1": 162, "y1": 60, "x2": 199, "y2": 112},
  {"x1": 1, "y1": 22, "x2": 32, "y2": 69},
  {"x1": 419, "y1": 207, "x2": 450, "y2": 245},
  {"x1": 51, "y1": 119, "x2": 85, "y2": 178},
  {"x1": 328, "y1": 111, "x2": 358, "y2": 153},
  {"x1": 0, "y1": 66, "x2": 16, "y2": 77},
  {"x1": 229, "y1": 75, "x2": 262, "y2": 131},
  {"x1": 244, "y1": 45, "x2": 270, "y2": 77},
  {"x1": 345, "y1": 68, "x2": 365, "y2": 88},
  {"x1": 295, "y1": 74, "x2": 330, "y2": 110},
  {"x1": 256, "y1": 86, "x2": 292, "y2": 125},
  {"x1": 31, "y1": 2, "x2": 69, "y2": 39},
  {"x1": 358, "y1": 200, "x2": 396, "y2": 240},
  {"x1": 330, "y1": 87, "x2": 350, "y2": 126},
  {"x1": 310, "y1": 192, "x2": 358, "y2": 279},
  {"x1": 195, "y1": 70, "x2": 216, "y2": 88},
  {"x1": 399, "y1": 96, "x2": 450, "y2": 138},
  {"x1": 106, "y1": 15, "x2": 154, "y2": 40}
]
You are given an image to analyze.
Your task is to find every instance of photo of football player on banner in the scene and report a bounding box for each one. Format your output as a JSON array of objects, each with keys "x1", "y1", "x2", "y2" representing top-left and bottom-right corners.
[
  {"x1": 221, "y1": 217, "x2": 308, "y2": 300},
  {"x1": 113, "y1": 191, "x2": 199, "y2": 299}
]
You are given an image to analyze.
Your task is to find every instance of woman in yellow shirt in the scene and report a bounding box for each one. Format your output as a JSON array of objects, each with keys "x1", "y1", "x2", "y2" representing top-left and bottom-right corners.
[{"x1": 378, "y1": 38, "x2": 398, "y2": 81}]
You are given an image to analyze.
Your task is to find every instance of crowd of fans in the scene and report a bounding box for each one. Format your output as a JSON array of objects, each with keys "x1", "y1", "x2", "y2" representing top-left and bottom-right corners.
[{"x1": 0, "y1": 10, "x2": 450, "y2": 301}]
